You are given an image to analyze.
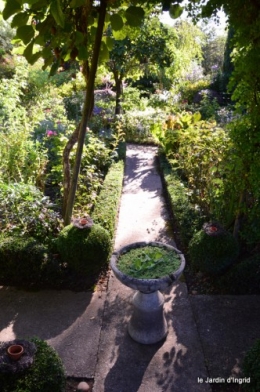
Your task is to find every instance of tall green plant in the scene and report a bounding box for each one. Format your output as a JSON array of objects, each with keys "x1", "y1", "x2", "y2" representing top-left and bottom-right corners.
[{"x1": 0, "y1": 59, "x2": 48, "y2": 184}]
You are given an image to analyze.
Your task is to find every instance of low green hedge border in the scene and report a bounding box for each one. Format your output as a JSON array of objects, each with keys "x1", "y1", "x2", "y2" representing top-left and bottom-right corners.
[
  {"x1": 0, "y1": 338, "x2": 66, "y2": 392},
  {"x1": 0, "y1": 236, "x2": 58, "y2": 287},
  {"x1": 92, "y1": 160, "x2": 124, "y2": 240},
  {"x1": 158, "y1": 153, "x2": 204, "y2": 249}
]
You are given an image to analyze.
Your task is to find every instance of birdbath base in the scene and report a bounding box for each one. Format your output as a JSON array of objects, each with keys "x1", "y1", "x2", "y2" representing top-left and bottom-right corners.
[{"x1": 128, "y1": 290, "x2": 167, "y2": 344}]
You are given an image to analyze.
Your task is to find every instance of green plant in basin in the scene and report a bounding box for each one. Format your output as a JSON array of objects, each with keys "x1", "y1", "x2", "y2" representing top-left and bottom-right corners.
[{"x1": 117, "y1": 246, "x2": 181, "y2": 279}]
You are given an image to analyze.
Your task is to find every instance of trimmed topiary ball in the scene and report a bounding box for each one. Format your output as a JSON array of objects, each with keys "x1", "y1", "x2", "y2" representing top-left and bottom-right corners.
[
  {"x1": 56, "y1": 223, "x2": 111, "y2": 275},
  {"x1": 242, "y1": 339, "x2": 260, "y2": 392},
  {"x1": 0, "y1": 337, "x2": 66, "y2": 392},
  {"x1": 0, "y1": 236, "x2": 50, "y2": 285},
  {"x1": 188, "y1": 222, "x2": 239, "y2": 275}
]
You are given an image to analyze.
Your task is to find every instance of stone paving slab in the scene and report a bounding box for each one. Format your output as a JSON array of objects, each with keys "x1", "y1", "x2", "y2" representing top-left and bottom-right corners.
[
  {"x1": 93, "y1": 279, "x2": 211, "y2": 392},
  {"x1": 0, "y1": 287, "x2": 105, "y2": 378},
  {"x1": 189, "y1": 295, "x2": 260, "y2": 381}
]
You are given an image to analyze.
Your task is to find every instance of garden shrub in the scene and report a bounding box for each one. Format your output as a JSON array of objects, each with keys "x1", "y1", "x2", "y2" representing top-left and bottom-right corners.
[
  {"x1": 92, "y1": 160, "x2": 124, "y2": 239},
  {"x1": 0, "y1": 236, "x2": 52, "y2": 285},
  {"x1": 56, "y1": 223, "x2": 111, "y2": 275},
  {"x1": 242, "y1": 339, "x2": 260, "y2": 392},
  {"x1": 217, "y1": 254, "x2": 260, "y2": 294},
  {"x1": 188, "y1": 223, "x2": 239, "y2": 276},
  {"x1": 159, "y1": 154, "x2": 204, "y2": 248},
  {"x1": 0, "y1": 183, "x2": 62, "y2": 245},
  {"x1": 0, "y1": 337, "x2": 66, "y2": 392},
  {"x1": 120, "y1": 109, "x2": 165, "y2": 144}
]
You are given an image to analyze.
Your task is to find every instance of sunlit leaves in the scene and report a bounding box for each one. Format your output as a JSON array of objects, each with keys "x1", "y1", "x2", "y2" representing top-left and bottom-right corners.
[
  {"x1": 112, "y1": 27, "x2": 128, "y2": 40},
  {"x1": 105, "y1": 36, "x2": 114, "y2": 50},
  {"x1": 99, "y1": 42, "x2": 109, "y2": 62}
]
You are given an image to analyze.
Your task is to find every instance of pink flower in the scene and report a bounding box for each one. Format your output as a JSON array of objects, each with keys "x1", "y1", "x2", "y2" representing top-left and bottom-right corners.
[{"x1": 46, "y1": 130, "x2": 57, "y2": 137}]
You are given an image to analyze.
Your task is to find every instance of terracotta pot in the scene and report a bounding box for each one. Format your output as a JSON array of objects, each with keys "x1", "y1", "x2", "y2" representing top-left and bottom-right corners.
[
  {"x1": 7, "y1": 344, "x2": 24, "y2": 361},
  {"x1": 80, "y1": 218, "x2": 88, "y2": 225}
]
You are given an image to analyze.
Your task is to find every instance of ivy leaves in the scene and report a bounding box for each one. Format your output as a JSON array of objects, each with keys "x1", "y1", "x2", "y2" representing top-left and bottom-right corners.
[{"x1": 2, "y1": 0, "x2": 147, "y2": 69}]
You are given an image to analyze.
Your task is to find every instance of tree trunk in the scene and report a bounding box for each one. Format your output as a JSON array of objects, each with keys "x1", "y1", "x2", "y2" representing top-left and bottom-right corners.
[
  {"x1": 64, "y1": 0, "x2": 107, "y2": 226},
  {"x1": 233, "y1": 190, "x2": 246, "y2": 240},
  {"x1": 114, "y1": 72, "x2": 123, "y2": 115},
  {"x1": 62, "y1": 122, "x2": 80, "y2": 218}
]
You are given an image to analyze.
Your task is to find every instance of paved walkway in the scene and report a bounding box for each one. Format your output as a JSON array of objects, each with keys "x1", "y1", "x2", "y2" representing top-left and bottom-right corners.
[{"x1": 0, "y1": 144, "x2": 260, "y2": 392}]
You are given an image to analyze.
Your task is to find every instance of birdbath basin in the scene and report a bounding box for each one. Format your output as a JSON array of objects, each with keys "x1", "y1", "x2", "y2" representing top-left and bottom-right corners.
[{"x1": 110, "y1": 241, "x2": 185, "y2": 344}]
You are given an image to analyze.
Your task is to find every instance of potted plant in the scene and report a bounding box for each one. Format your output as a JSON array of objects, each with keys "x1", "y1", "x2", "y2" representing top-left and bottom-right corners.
[{"x1": 110, "y1": 241, "x2": 185, "y2": 344}]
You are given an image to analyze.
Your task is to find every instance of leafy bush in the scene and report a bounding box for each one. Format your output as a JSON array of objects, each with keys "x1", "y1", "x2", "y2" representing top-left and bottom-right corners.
[
  {"x1": 73, "y1": 130, "x2": 116, "y2": 214},
  {"x1": 0, "y1": 337, "x2": 65, "y2": 392},
  {"x1": 159, "y1": 154, "x2": 204, "y2": 248},
  {"x1": 153, "y1": 112, "x2": 229, "y2": 221},
  {"x1": 188, "y1": 224, "x2": 239, "y2": 275},
  {"x1": 120, "y1": 109, "x2": 165, "y2": 144},
  {"x1": 242, "y1": 339, "x2": 260, "y2": 392},
  {"x1": 217, "y1": 254, "x2": 260, "y2": 294},
  {"x1": 178, "y1": 79, "x2": 210, "y2": 104},
  {"x1": 0, "y1": 183, "x2": 62, "y2": 245},
  {"x1": 0, "y1": 236, "x2": 52, "y2": 285},
  {"x1": 56, "y1": 223, "x2": 111, "y2": 275},
  {"x1": 92, "y1": 160, "x2": 124, "y2": 239}
]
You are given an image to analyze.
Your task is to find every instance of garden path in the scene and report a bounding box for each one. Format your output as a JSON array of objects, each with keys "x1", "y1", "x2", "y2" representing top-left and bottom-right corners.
[{"x1": 93, "y1": 144, "x2": 210, "y2": 392}]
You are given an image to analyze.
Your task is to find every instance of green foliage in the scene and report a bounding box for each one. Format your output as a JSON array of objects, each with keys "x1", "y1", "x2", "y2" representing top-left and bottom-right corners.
[
  {"x1": 159, "y1": 154, "x2": 204, "y2": 247},
  {"x1": 0, "y1": 337, "x2": 66, "y2": 392},
  {"x1": 198, "y1": 94, "x2": 220, "y2": 120},
  {"x1": 178, "y1": 79, "x2": 210, "y2": 103},
  {"x1": 218, "y1": 254, "x2": 260, "y2": 295},
  {"x1": 242, "y1": 339, "x2": 260, "y2": 392},
  {"x1": 120, "y1": 108, "x2": 165, "y2": 144},
  {"x1": 117, "y1": 246, "x2": 181, "y2": 279},
  {"x1": 92, "y1": 160, "x2": 124, "y2": 239},
  {"x1": 2, "y1": 0, "x2": 149, "y2": 68},
  {"x1": 0, "y1": 18, "x2": 15, "y2": 78},
  {"x1": 73, "y1": 130, "x2": 116, "y2": 214},
  {"x1": 221, "y1": 116, "x2": 260, "y2": 247},
  {"x1": 154, "y1": 112, "x2": 229, "y2": 220},
  {"x1": 0, "y1": 183, "x2": 62, "y2": 244},
  {"x1": 188, "y1": 227, "x2": 239, "y2": 275},
  {"x1": 0, "y1": 236, "x2": 51, "y2": 285},
  {"x1": 56, "y1": 223, "x2": 111, "y2": 275},
  {"x1": 0, "y1": 58, "x2": 49, "y2": 185}
]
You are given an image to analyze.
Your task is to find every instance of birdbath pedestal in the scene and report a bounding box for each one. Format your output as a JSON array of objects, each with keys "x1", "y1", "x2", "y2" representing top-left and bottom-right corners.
[{"x1": 110, "y1": 241, "x2": 186, "y2": 344}]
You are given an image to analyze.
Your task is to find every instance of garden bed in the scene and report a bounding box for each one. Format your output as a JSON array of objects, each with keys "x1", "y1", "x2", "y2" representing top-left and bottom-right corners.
[{"x1": 158, "y1": 152, "x2": 260, "y2": 296}]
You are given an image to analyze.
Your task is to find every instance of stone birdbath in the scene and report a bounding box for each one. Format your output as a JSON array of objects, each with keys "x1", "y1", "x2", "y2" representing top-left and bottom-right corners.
[{"x1": 110, "y1": 241, "x2": 185, "y2": 344}]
